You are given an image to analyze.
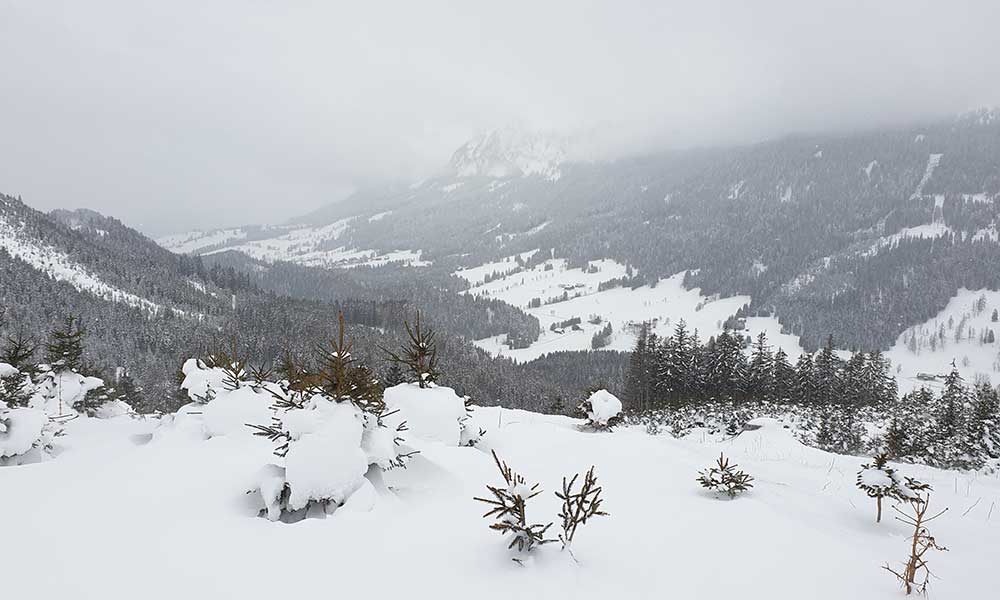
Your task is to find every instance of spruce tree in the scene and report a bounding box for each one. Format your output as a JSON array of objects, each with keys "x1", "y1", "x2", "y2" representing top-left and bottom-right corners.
[
  {"x1": 384, "y1": 311, "x2": 440, "y2": 388},
  {"x1": 747, "y1": 332, "x2": 774, "y2": 401},
  {"x1": 624, "y1": 323, "x2": 653, "y2": 412},
  {"x1": 792, "y1": 352, "x2": 816, "y2": 404},
  {"x1": 933, "y1": 362, "x2": 971, "y2": 467},
  {"x1": 383, "y1": 361, "x2": 406, "y2": 388},
  {"x1": 45, "y1": 316, "x2": 86, "y2": 373},
  {"x1": 771, "y1": 347, "x2": 795, "y2": 402}
]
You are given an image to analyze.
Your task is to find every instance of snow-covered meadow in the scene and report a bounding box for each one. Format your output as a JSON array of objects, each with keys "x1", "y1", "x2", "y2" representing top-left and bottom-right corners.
[
  {"x1": 2, "y1": 395, "x2": 997, "y2": 599},
  {"x1": 458, "y1": 254, "x2": 802, "y2": 362}
]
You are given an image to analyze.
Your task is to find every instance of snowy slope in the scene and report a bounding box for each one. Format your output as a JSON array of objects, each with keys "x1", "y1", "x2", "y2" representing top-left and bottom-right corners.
[
  {"x1": 461, "y1": 256, "x2": 803, "y2": 362},
  {"x1": 162, "y1": 217, "x2": 430, "y2": 269},
  {"x1": 887, "y1": 288, "x2": 1000, "y2": 392},
  {"x1": 0, "y1": 213, "x2": 190, "y2": 317},
  {"x1": 1, "y1": 411, "x2": 995, "y2": 599}
]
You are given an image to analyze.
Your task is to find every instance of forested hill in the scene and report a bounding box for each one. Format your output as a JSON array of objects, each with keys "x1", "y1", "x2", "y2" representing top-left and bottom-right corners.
[
  {"x1": 1, "y1": 195, "x2": 615, "y2": 413},
  {"x1": 278, "y1": 109, "x2": 1000, "y2": 352}
]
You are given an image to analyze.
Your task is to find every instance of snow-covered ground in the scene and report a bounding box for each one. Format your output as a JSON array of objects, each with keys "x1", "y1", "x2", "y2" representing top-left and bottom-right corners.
[
  {"x1": 887, "y1": 288, "x2": 1000, "y2": 392},
  {"x1": 460, "y1": 256, "x2": 801, "y2": 362},
  {"x1": 160, "y1": 217, "x2": 430, "y2": 269},
  {"x1": 2, "y1": 409, "x2": 996, "y2": 599}
]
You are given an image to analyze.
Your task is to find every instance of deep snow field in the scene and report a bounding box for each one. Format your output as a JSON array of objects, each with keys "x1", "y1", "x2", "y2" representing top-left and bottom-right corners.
[{"x1": 3, "y1": 407, "x2": 997, "y2": 599}]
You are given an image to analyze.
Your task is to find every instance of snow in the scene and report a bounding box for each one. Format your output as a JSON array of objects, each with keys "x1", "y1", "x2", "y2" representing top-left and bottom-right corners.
[
  {"x1": 1, "y1": 406, "x2": 996, "y2": 599},
  {"x1": 202, "y1": 386, "x2": 275, "y2": 438},
  {"x1": 281, "y1": 400, "x2": 368, "y2": 512},
  {"x1": 0, "y1": 361, "x2": 18, "y2": 377},
  {"x1": 867, "y1": 222, "x2": 953, "y2": 256},
  {"x1": 584, "y1": 389, "x2": 622, "y2": 426},
  {"x1": 0, "y1": 407, "x2": 48, "y2": 458},
  {"x1": 193, "y1": 217, "x2": 430, "y2": 269},
  {"x1": 1, "y1": 213, "x2": 194, "y2": 318},
  {"x1": 864, "y1": 160, "x2": 878, "y2": 178},
  {"x1": 368, "y1": 211, "x2": 392, "y2": 222},
  {"x1": 157, "y1": 228, "x2": 247, "y2": 254},
  {"x1": 453, "y1": 249, "x2": 540, "y2": 285},
  {"x1": 910, "y1": 153, "x2": 943, "y2": 200},
  {"x1": 382, "y1": 383, "x2": 468, "y2": 446},
  {"x1": 463, "y1": 257, "x2": 804, "y2": 362},
  {"x1": 886, "y1": 288, "x2": 1000, "y2": 392}
]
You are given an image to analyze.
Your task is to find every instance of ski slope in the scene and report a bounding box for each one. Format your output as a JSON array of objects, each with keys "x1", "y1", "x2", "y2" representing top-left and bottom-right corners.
[{"x1": 1, "y1": 411, "x2": 995, "y2": 600}]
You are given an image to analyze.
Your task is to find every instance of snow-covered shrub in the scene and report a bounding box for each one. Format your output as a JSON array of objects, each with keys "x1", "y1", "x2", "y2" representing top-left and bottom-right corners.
[
  {"x1": 0, "y1": 406, "x2": 59, "y2": 464},
  {"x1": 856, "y1": 452, "x2": 931, "y2": 523},
  {"x1": 245, "y1": 315, "x2": 413, "y2": 521},
  {"x1": 556, "y1": 466, "x2": 608, "y2": 554},
  {"x1": 0, "y1": 361, "x2": 33, "y2": 408},
  {"x1": 578, "y1": 389, "x2": 623, "y2": 430},
  {"x1": 475, "y1": 450, "x2": 553, "y2": 562},
  {"x1": 697, "y1": 453, "x2": 754, "y2": 498}
]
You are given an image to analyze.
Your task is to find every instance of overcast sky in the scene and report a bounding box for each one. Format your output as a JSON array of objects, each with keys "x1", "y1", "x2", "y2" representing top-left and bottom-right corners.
[{"x1": 2, "y1": 1, "x2": 999, "y2": 236}]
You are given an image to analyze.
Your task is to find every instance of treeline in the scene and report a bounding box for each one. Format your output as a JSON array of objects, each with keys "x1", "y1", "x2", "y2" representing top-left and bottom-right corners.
[
  {"x1": 623, "y1": 321, "x2": 897, "y2": 412},
  {"x1": 623, "y1": 320, "x2": 1000, "y2": 469}
]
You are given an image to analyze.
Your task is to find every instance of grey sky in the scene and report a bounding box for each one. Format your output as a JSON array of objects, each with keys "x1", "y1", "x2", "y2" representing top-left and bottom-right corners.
[{"x1": 2, "y1": 1, "x2": 999, "y2": 236}]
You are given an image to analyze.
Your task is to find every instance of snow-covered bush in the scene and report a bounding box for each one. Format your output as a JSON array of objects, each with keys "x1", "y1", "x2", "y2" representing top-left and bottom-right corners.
[
  {"x1": 856, "y1": 452, "x2": 931, "y2": 523},
  {"x1": 243, "y1": 315, "x2": 414, "y2": 521},
  {"x1": 475, "y1": 450, "x2": 554, "y2": 562},
  {"x1": 0, "y1": 405, "x2": 59, "y2": 465},
  {"x1": 382, "y1": 382, "x2": 468, "y2": 446},
  {"x1": 578, "y1": 389, "x2": 623, "y2": 430},
  {"x1": 697, "y1": 453, "x2": 754, "y2": 498}
]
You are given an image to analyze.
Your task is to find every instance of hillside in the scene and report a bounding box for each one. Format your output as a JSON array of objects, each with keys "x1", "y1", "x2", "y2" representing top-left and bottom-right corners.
[
  {"x1": 1, "y1": 195, "x2": 617, "y2": 412},
  {"x1": 159, "y1": 111, "x2": 1000, "y2": 368}
]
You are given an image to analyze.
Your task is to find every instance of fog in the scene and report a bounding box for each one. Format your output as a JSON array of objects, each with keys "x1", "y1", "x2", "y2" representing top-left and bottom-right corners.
[{"x1": 2, "y1": 0, "x2": 998, "y2": 235}]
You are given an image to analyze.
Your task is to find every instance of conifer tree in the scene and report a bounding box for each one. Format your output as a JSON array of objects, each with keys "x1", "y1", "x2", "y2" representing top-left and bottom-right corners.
[
  {"x1": 792, "y1": 352, "x2": 816, "y2": 404},
  {"x1": 45, "y1": 316, "x2": 86, "y2": 372},
  {"x1": 624, "y1": 322, "x2": 653, "y2": 412},
  {"x1": 384, "y1": 311, "x2": 440, "y2": 388},
  {"x1": 383, "y1": 361, "x2": 406, "y2": 388},
  {"x1": 771, "y1": 347, "x2": 795, "y2": 402},
  {"x1": 0, "y1": 329, "x2": 37, "y2": 408},
  {"x1": 933, "y1": 362, "x2": 970, "y2": 466},
  {"x1": 747, "y1": 332, "x2": 774, "y2": 401}
]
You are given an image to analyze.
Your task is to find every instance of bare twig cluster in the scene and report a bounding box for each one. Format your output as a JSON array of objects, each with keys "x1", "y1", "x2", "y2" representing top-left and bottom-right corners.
[
  {"x1": 697, "y1": 453, "x2": 754, "y2": 498},
  {"x1": 884, "y1": 494, "x2": 948, "y2": 595}
]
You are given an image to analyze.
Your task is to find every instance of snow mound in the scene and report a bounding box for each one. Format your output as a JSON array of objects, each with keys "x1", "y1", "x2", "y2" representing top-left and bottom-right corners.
[
  {"x1": 584, "y1": 389, "x2": 622, "y2": 426},
  {"x1": 383, "y1": 383, "x2": 468, "y2": 446},
  {"x1": 202, "y1": 386, "x2": 275, "y2": 438},
  {"x1": 0, "y1": 407, "x2": 49, "y2": 458}
]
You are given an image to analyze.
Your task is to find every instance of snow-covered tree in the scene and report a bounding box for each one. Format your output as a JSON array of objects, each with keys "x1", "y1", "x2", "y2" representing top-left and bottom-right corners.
[
  {"x1": 856, "y1": 452, "x2": 930, "y2": 523},
  {"x1": 697, "y1": 453, "x2": 754, "y2": 498}
]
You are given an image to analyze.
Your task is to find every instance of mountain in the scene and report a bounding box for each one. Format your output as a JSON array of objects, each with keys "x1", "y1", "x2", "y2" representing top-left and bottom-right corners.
[
  {"x1": 448, "y1": 126, "x2": 566, "y2": 180},
  {"x1": 157, "y1": 111, "x2": 1000, "y2": 363},
  {"x1": 2, "y1": 195, "x2": 615, "y2": 413}
]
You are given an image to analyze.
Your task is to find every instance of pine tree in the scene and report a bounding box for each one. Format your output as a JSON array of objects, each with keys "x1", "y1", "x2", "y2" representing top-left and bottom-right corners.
[
  {"x1": 966, "y1": 383, "x2": 999, "y2": 462},
  {"x1": 932, "y1": 362, "x2": 972, "y2": 467},
  {"x1": 624, "y1": 323, "x2": 653, "y2": 412},
  {"x1": 813, "y1": 335, "x2": 842, "y2": 406},
  {"x1": 384, "y1": 311, "x2": 440, "y2": 388},
  {"x1": 771, "y1": 347, "x2": 795, "y2": 402},
  {"x1": 747, "y1": 332, "x2": 774, "y2": 401},
  {"x1": 383, "y1": 361, "x2": 406, "y2": 388},
  {"x1": 116, "y1": 369, "x2": 144, "y2": 409},
  {"x1": 792, "y1": 352, "x2": 816, "y2": 404},
  {"x1": 0, "y1": 330, "x2": 37, "y2": 408},
  {"x1": 45, "y1": 316, "x2": 86, "y2": 373}
]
